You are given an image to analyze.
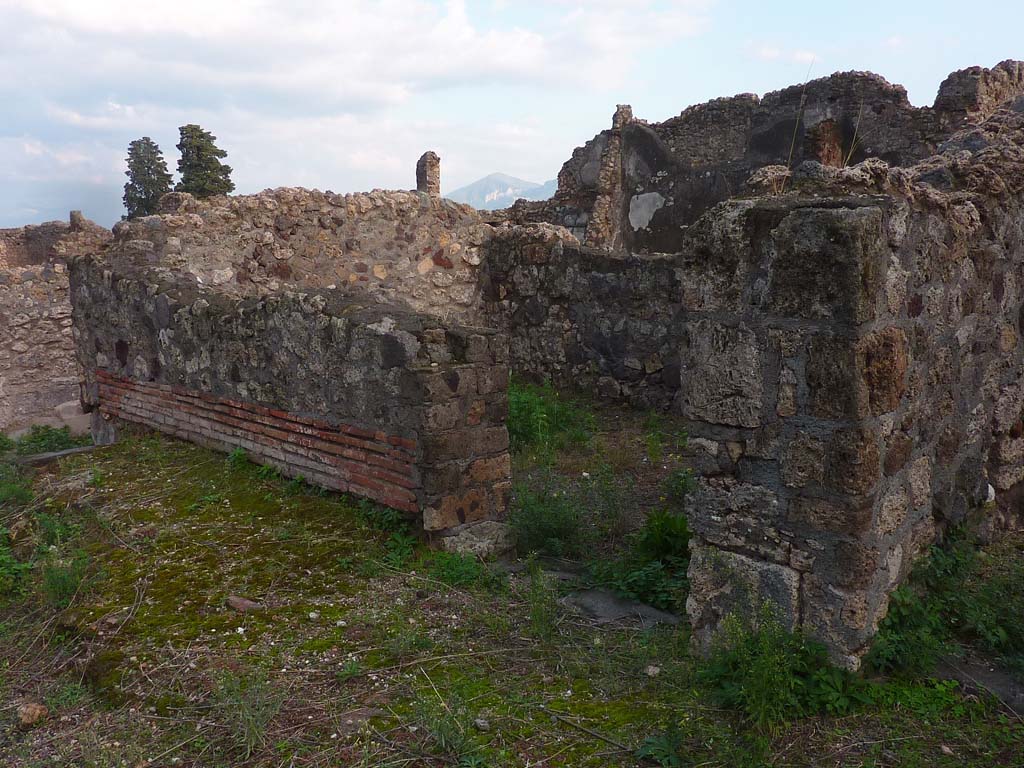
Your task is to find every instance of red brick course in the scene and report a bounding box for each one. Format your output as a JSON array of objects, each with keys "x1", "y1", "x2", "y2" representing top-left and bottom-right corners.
[{"x1": 96, "y1": 370, "x2": 420, "y2": 512}]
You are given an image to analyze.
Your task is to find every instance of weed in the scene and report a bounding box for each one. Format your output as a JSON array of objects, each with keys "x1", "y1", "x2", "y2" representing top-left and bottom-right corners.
[
  {"x1": 643, "y1": 412, "x2": 684, "y2": 464},
  {"x1": 428, "y1": 551, "x2": 505, "y2": 591},
  {"x1": 187, "y1": 492, "x2": 224, "y2": 512},
  {"x1": 508, "y1": 380, "x2": 593, "y2": 455},
  {"x1": 226, "y1": 447, "x2": 250, "y2": 470},
  {"x1": 14, "y1": 425, "x2": 91, "y2": 456},
  {"x1": 526, "y1": 558, "x2": 559, "y2": 643},
  {"x1": 255, "y1": 464, "x2": 281, "y2": 481},
  {"x1": 866, "y1": 531, "x2": 1024, "y2": 676},
  {"x1": 36, "y1": 510, "x2": 77, "y2": 548},
  {"x1": 0, "y1": 433, "x2": 14, "y2": 452},
  {"x1": 589, "y1": 508, "x2": 690, "y2": 612},
  {"x1": 335, "y1": 659, "x2": 363, "y2": 684},
  {"x1": 0, "y1": 463, "x2": 32, "y2": 508},
  {"x1": 215, "y1": 672, "x2": 284, "y2": 759},
  {"x1": 636, "y1": 723, "x2": 686, "y2": 767},
  {"x1": 356, "y1": 498, "x2": 408, "y2": 533},
  {"x1": 45, "y1": 681, "x2": 88, "y2": 710},
  {"x1": 382, "y1": 531, "x2": 418, "y2": 569},
  {"x1": 662, "y1": 468, "x2": 695, "y2": 507},
  {"x1": 0, "y1": 528, "x2": 31, "y2": 598},
  {"x1": 698, "y1": 606, "x2": 870, "y2": 732},
  {"x1": 510, "y1": 473, "x2": 582, "y2": 557},
  {"x1": 41, "y1": 550, "x2": 90, "y2": 607},
  {"x1": 414, "y1": 692, "x2": 480, "y2": 762}
]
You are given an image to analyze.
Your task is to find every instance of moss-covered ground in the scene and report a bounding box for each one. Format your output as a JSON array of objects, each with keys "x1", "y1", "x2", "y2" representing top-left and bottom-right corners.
[{"x1": 1, "y1": 419, "x2": 1022, "y2": 767}]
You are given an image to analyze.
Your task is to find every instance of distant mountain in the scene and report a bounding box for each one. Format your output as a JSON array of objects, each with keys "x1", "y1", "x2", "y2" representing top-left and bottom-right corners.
[{"x1": 445, "y1": 173, "x2": 557, "y2": 210}]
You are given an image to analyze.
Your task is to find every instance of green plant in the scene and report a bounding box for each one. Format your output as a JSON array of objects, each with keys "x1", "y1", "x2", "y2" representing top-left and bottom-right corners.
[
  {"x1": 335, "y1": 659, "x2": 363, "y2": 684},
  {"x1": 255, "y1": 464, "x2": 281, "y2": 481},
  {"x1": 507, "y1": 380, "x2": 593, "y2": 455},
  {"x1": 526, "y1": 558, "x2": 558, "y2": 643},
  {"x1": 0, "y1": 528, "x2": 31, "y2": 598},
  {"x1": 0, "y1": 433, "x2": 14, "y2": 452},
  {"x1": 0, "y1": 463, "x2": 32, "y2": 508},
  {"x1": 226, "y1": 447, "x2": 250, "y2": 470},
  {"x1": 510, "y1": 474, "x2": 582, "y2": 557},
  {"x1": 636, "y1": 723, "x2": 686, "y2": 767},
  {"x1": 214, "y1": 672, "x2": 284, "y2": 758},
  {"x1": 589, "y1": 508, "x2": 690, "y2": 612},
  {"x1": 414, "y1": 692, "x2": 480, "y2": 762},
  {"x1": 698, "y1": 607, "x2": 870, "y2": 732},
  {"x1": 15, "y1": 425, "x2": 90, "y2": 456},
  {"x1": 36, "y1": 510, "x2": 77, "y2": 548},
  {"x1": 428, "y1": 551, "x2": 504, "y2": 591},
  {"x1": 356, "y1": 498, "x2": 408, "y2": 533},
  {"x1": 383, "y1": 531, "x2": 418, "y2": 569},
  {"x1": 41, "y1": 550, "x2": 90, "y2": 607},
  {"x1": 662, "y1": 468, "x2": 695, "y2": 506},
  {"x1": 45, "y1": 681, "x2": 88, "y2": 710}
]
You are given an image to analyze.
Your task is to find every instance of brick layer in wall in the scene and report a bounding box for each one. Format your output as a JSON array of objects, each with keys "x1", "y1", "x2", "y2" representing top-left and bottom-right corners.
[{"x1": 96, "y1": 370, "x2": 420, "y2": 512}]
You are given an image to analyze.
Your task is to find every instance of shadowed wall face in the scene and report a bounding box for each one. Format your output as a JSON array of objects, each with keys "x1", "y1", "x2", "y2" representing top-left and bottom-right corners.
[{"x1": 70, "y1": 255, "x2": 511, "y2": 540}]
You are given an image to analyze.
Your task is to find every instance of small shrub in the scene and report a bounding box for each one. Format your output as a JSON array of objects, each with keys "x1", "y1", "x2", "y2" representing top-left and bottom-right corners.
[
  {"x1": 0, "y1": 433, "x2": 14, "y2": 453},
  {"x1": 865, "y1": 584, "x2": 945, "y2": 676},
  {"x1": 215, "y1": 672, "x2": 284, "y2": 759},
  {"x1": 698, "y1": 607, "x2": 870, "y2": 732},
  {"x1": 508, "y1": 380, "x2": 593, "y2": 454},
  {"x1": 15, "y1": 425, "x2": 90, "y2": 456},
  {"x1": 589, "y1": 508, "x2": 690, "y2": 612}
]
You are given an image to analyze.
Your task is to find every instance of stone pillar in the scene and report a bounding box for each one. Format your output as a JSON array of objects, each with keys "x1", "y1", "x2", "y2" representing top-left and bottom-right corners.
[{"x1": 416, "y1": 151, "x2": 441, "y2": 197}]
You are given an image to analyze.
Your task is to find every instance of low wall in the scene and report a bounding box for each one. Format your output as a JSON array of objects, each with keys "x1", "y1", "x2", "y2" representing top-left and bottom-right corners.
[{"x1": 70, "y1": 255, "x2": 511, "y2": 539}]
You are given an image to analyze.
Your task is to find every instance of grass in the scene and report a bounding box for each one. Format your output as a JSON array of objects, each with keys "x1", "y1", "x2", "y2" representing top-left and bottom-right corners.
[
  {"x1": 13, "y1": 424, "x2": 92, "y2": 456},
  {"x1": 0, "y1": 419, "x2": 1020, "y2": 766}
]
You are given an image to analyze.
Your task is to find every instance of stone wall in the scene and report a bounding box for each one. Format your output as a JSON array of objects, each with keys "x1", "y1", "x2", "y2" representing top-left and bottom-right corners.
[
  {"x1": 509, "y1": 61, "x2": 1024, "y2": 254},
  {"x1": 483, "y1": 94, "x2": 1024, "y2": 665},
  {"x1": 0, "y1": 213, "x2": 110, "y2": 432},
  {"x1": 70, "y1": 254, "x2": 512, "y2": 543},
  {"x1": 104, "y1": 187, "x2": 493, "y2": 322}
]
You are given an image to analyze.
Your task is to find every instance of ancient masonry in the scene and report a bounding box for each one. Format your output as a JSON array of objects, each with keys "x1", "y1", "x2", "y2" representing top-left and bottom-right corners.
[{"x1": 8, "y1": 60, "x2": 1021, "y2": 663}]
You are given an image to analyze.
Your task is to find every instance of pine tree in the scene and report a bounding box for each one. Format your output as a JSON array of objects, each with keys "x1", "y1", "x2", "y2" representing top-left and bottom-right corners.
[
  {"x1": 123, "y1": 137, "x2": 173, "y2": 218},
  {"x1": 175, "y1": 124, "x2": 235, "y2": 198}
]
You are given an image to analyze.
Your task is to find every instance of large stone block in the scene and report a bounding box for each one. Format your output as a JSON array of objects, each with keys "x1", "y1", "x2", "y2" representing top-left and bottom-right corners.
[
  {"x1": 680, "y1": 320, "x2": 763, "y2": 428},
  {"x1": 687, "y1": 543, "x2": 801, "y2": 654}
]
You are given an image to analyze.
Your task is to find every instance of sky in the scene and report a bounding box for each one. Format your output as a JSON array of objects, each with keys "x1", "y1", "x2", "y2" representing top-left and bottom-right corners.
[{"x1": 1, "y1": 0, "x2": 1022, "y2": 228}]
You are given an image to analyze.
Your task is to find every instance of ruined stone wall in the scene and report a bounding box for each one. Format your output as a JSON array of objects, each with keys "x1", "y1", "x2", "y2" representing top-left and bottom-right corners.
[
  {"x1": 511, "y1": 61, "x2": 1024, "y2": 252},
  {"x1": 482, "y1": 98, "x2": 1024, "y2": 664},
  {"x1": 480, "y1": 224, "x2": 681, "y2": 408},
  {"x1": 0, "y1": 214, "x2": 110, "y2": 432},
  {"x1": 70, "y1": 254, "x2": 511, "y2": 540},
  {"x1": 105, "y1": 187, "x2": 493, "y2": 322}
]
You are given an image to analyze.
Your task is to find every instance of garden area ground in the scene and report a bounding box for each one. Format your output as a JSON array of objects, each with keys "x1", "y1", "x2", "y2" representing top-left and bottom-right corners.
[{"x1": 1, "y1": 386, "x2": 1023, "y2": 767}]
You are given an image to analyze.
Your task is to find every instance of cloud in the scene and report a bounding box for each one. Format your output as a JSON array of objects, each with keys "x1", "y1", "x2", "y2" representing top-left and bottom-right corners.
[
  {"x1": 0, "y1": 0, "x2": 712, "y2": 226},
  {"x1": 753, "y1": 44, "x2": 818, "y2": 66}
]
